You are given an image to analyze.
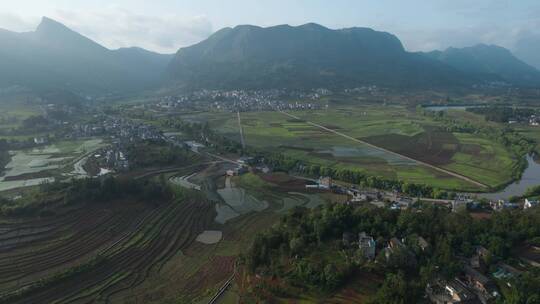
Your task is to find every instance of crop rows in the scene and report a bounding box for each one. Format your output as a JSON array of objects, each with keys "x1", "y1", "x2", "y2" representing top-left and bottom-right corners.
[{"x1": 0, "y1": 198, "x2": 215, "y2": 304}]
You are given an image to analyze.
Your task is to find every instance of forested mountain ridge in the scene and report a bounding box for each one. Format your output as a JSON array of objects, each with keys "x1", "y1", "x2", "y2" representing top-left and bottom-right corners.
[
  {"x1": 167, "y1": 23, "x2": 474, "y2": 90},
  {"x1": 425, "y1": 44, "x2": 540, "y2": 87}
]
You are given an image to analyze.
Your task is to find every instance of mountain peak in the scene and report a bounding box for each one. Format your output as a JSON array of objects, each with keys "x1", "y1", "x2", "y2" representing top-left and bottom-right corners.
[
  {"x1": 36, "y1": 17, "x2": 71, "y2": 34},
  {"x1": 33, "y1": 16, "x2": 108, "y2": 53},
  {"x1": 298, "y1": 23, "x2": 328, "y2": 30}
]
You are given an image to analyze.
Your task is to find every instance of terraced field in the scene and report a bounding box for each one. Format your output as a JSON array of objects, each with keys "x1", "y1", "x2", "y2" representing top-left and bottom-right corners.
[
  {"x1": 0, "y1": 197, "x2": 216, "y2": 303},
  {"x1": 0, "y1": 158, "x2": 339, "y2": 304}
]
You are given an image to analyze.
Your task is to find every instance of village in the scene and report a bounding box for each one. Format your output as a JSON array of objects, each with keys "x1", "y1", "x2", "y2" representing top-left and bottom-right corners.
[
  {"x1": 154, "y1": 88, "x2": 332, "y2": 112},
  {"x1": 221, "y1": 155, "x2": 539, "y2": 304},
  {"x1": 6, "y1": 94, "x2": 538, "y2": 304}
]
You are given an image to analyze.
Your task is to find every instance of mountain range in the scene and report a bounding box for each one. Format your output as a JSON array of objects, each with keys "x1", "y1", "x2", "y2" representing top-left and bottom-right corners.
[
  {"x1": 1, "y1": 17, "x2": 540, "y2": 95},
  {"x1": 168, "y1": 23, "x2": 471, "y2": 90},
  {"x1": 425, "y1": 44, "x2": 540, "y2": 87},
  {"x1": 0, "y1": 17, "x2": 172, "y2": 95}
]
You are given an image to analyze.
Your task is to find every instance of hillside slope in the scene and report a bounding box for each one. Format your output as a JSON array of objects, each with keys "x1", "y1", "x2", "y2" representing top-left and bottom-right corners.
[
  {"x1": 425, "y1": 44, "x2": 540, "y2": 87},
  {"x1": 168, "y1": 23, "x2": 472, "y2": 90},
  {"x1": 0, "y1": 17, "x2": 173, "y2": 94}
]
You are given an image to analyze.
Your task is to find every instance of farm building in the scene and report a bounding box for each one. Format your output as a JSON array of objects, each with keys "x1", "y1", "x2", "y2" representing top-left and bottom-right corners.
[
  {"x1": 33, "y1": 137, "x2": 48, "y2": 145},
  {"x1": 417, "y1": 236, "x2": 430, "y2": 252},
  {"x1": 463, "y1": 266, "x2": 499, "y2": 303},
  {"x1": 318, "y1": 176, "x2": 332, "y2": 189},
  {"x1": 226, "y1": 166, "x2": 247, "y2": 176},
  {"x1": 237, "y1": 156, "x2": 254, "y2": 165},
  {"x1": 305, "y1": 176, "x2": 333, "y2": 190},
  {"x1": 358, "y1": 232, "x2": 376, "y2": 260},
  {"x1": 426, "y1": 279, "x2": 478, "y2": 304},
  {"x1": 490, "y1": 200, "x2": 519, "y2": 211}
]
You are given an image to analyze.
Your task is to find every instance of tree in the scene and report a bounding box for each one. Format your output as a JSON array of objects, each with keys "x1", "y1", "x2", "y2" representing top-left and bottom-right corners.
[
  {"x1": 289, "y1": 236, "x2": 305, "y2": 256},
  {"x1": 371, "y1": 272, "x2": 409, "y2": 304}
]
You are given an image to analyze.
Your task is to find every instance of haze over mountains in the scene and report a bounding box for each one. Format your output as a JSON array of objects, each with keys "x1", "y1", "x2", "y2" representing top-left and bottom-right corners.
[
  {"x1": 0, "y1": 17, "x2": 172, "y2": 95},
  {"x1": 1, "y1": 17, "x2": 540, "y2": 95},
  {"x1": 168, "y1": 23, "x2": 470, "y2": 90},
  {"x1": 425, "y1": 44, "x2": 540, "y2": 87}
]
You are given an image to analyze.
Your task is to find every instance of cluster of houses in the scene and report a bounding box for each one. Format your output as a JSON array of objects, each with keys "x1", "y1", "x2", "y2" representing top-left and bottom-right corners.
[
  {"x1": 305, "y1": 176, "x2": 333, "y2": 190},
  {"x1": 226, "y1": 156, "x2": 271, "y2": 176},
  {"x1": 68, "y1": 117, "x2": 163, "y2": 142},
  {"x1": 529, "y1": 115, "x2": 540, "y2": 126},
  {"x1": 340, "y1": 230, "x2": 535, "y2": 303},
  {"x1": 305, "y1": 178, "x2": 422, "y2": 210},
  {"x1": 76, "y1": 118, "x2": 168, "y2": 175},
  {"x1": 507, "y1": 113, "x2": 540, "y2": 126},
  {"x1": 427, "y1": 242, "x2": 540, "y2": 304},
  {"x1": 341, "y1": 231, "x2": 517, "y2": 304},
  {"x1": 154, "y1": 88, "x2": 332, "y2": 113},
  {"x1": 102, "y1": 144, "x2": 129, "y2": 172},
  {"x1": 490, "y1": 198, "x2": 539, "y2": 211},
  {"x1": 302, "y1": 175, "x2": 540, "y2": 214},
  {"x1": 85, "y1": 144, "x2": 130, "y2": 175},
  {"x1": 426, "y1": 246, "x2": 512, "y2": 304}
]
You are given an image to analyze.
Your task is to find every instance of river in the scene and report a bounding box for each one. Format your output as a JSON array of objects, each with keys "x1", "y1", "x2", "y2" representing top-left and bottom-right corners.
[{"x1": 477, "y1": 155, "x2": 540, "y2": 200}]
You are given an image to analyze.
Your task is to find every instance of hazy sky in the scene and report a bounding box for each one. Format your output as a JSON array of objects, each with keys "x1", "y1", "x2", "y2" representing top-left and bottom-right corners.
[{"x1": 1, "y1": 0, "x2": 540, "y2": 55}]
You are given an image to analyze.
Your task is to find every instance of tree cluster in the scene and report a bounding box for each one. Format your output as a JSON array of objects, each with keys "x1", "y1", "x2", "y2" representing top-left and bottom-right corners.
[
  {"x1": 126, "y1": 139, "x2": 194, "y2": 168},
  {"x1": 245, "y1": 203, "x2": 540, "y2": 302},
  {"x1": 262, "y1": 152, "x2": 450, "y2": 198}
]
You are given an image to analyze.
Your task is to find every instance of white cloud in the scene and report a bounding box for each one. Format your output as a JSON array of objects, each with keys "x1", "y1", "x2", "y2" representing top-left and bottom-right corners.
[
  {"x1": 0, "y1": 8, "x2": 213, "y2": 54},
  {"x1": 0, "y1": 12, "x2": 39, "y2": 32},
  {"x1": 50, "y1": 8, "x2": 213, "y2": 53},
  {"x1": 394, "y1": 19, "x2": 540, "y2": 53}
]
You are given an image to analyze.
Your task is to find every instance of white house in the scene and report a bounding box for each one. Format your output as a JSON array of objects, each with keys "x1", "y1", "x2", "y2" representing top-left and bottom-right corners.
[{"x1": 524, "y1": 198, "x2": 539, "y2": 210}]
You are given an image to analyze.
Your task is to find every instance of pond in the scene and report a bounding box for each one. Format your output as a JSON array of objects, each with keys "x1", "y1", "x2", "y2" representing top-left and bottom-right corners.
[
  {"x1": 320, "y1": 146, "x2": 416, "y2": 166},
  {"x1": 423, "y1": 104, "x2": 487, "y2": 111},
  {"x1": 0, "y1": 139, "x2": 106, "y2": 191},
  {"x1": 196, "y1": 230, "x2": 223, "y2": 244},
  {"x1": 214, "y1": 176, "x2": 269, "y2": 224},
  {"x1": 478, "y1": 155, "x2": 540, "y2": 200}
]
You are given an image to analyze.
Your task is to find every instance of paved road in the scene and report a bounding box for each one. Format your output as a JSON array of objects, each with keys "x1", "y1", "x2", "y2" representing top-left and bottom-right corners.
[
  {"x1": 208, "y1": 261, "x2": 237, "y2": 304},
  {"x1": 237, "y1": 111, "x2": 246, "y2": 149},
  {"x1": 133, "y1": 162, "x2": 222, "y2": 180},
  {"x1": 279, "y1": 110, "x2": 489, "y2": 189}
]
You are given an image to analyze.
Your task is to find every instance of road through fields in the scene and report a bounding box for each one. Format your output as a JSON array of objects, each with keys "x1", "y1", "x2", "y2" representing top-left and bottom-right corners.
[
  {"x1": 279, "y1": 110, "x2": 489, "y2": 189},
  {"x1": 237, "y1": 111, "x2": 246, "y2": 149}
]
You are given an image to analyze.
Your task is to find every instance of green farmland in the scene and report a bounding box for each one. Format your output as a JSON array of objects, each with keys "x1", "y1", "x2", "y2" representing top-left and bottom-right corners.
[{"x1": 179, "y1": 105, "x2": 520, "y2": 191}]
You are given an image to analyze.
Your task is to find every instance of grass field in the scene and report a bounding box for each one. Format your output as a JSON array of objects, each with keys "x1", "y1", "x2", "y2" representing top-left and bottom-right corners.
[
  {"x1": 0, "y1": 102, "x2": 42, "y2": 132},
  {"x1": 178, "y1": 105, "x2": 520, "y2": 191},
  {"x1": 515, "y1": 125, "x2": 540, "y2": 157}
]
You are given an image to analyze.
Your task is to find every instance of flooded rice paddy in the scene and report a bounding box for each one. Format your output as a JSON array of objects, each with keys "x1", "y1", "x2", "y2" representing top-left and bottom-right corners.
[
  {"x1": 0, "y1": 139, "x2": 104, "y2": 192},
  {"x1": 320, "y1": 146, "x2": 416, "y2": 166}
]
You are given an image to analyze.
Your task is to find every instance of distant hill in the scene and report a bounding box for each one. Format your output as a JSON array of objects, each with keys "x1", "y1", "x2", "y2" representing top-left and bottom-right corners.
[
  {"x1": 168, "y1": 23, "x2": 472, "y2": 90},
  {"x1": 425, "y1": 44, "x2": 540, "y2": 87},
  {"x1": 3, "y1": 19, "x2": 538, "y2": 94},
  {"x1": 514, "y1": 37, "x2": 540, "y2": 70},
  {"x1": 0, "y1": 17, "x2": 173, "y2": 95}
]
